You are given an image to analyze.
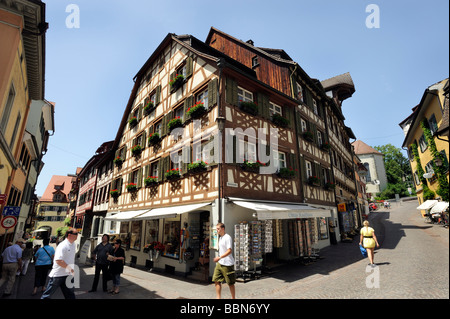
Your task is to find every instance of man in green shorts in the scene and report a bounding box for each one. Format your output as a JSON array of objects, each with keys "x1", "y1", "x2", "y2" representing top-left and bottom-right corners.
[{"x1": 212, "y1": 223, "x2": 236, "y2": 299}]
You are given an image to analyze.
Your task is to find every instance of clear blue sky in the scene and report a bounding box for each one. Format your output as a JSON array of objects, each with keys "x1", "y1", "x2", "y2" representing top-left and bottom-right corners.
[{"x1": 35, "y1": 0, "x2": 449, "y2": 196}]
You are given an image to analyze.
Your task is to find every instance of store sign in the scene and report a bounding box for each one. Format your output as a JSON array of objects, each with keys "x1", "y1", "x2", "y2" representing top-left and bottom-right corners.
[{"x1": 338, "y1": 203, "x2": 347, "y2": 212}]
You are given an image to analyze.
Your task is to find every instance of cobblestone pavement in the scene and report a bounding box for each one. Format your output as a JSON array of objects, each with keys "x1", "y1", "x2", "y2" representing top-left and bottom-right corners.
[{"x1": 3, "y1": 199, "x2": 448, "y2": 299}]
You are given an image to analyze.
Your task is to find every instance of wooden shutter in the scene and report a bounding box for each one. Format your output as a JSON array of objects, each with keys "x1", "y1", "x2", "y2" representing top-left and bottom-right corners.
[
  {"x1": 157, "y1": 158, "x2": 163, "y2": 182},
  {"x1": 284, "y1": 105, "x2": 294, "y2": 129},
  {"x1": 141, "y1": 131, "x2": 147, "y2": 149},
  {"x1": 138, "y1": 103, "x2": 143, "y2": 120},
  {"x1": 225, "y1": 77, "x2": 238, "y2": 106},
  {"x1": 117, "y1": 178, "x2": 123, "y2": 194},
  {"x1": 299, "y1": 156, "x2": 307, "y2": 183},
  {"x1": 184, "y1": 95, "x2": 194, "y2": 122},
  {"x1": 208, "y1": 78, "x2": 218, "y2": 108},
  {"x1": 185, "y1": 56, "x2": 193, "y2": 78},
  {"x1": 155, "y1": 85, "x2": 161, "y2": 105},
  {"x1": 137, "y1": 167, "x2": 143, "y2": 188},
  {"x1": 257, "y1": 93, "x2": 270, "y2": 119}
]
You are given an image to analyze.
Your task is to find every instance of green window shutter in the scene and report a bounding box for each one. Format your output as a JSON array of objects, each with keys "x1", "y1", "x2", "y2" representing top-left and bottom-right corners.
[
  {"x1": 115, "y1": 149, "x2": 120, "y2": 159},
  {"x1": 184, "y1": 95, "x2": 194, "y2": 122},
  {"x1": 141, "y1": 131, "x2": 147, "y2": 149},
  {"x1": 144, "y1": 165, "x2": 149, "y2": 179},
  {"x1": 314, "y1": 163, "x2": 322, "y2": 186},
  {"x1": 288, "y1": 153, "x2": 297, "y2": 171},
  {"x1": 299, "y1": 156, "x2": 307, "y2": 183},
  {"x1": 161, "y1": 114, "x2": 167, "y2": 137},
  {"x1": 138, "y1": 103, "x2": 143, "y2": 120},
  {"x1": 122, "y1": 145, "x2": 127, "y2": 160},
  {"x1": 225, "y1": 77, "x2": 238, "y2": 106},
  {"x1": 186, "y1": 56, "x2": 193, "y2": 78},
  {"x1": 311, "y1": 124, "x2": 318, "y2": 145},
  {"x1": 128, "y1": 172, "x2": 132, "y2": 184},
  {"x1": 118, "y1": 178, "x2": 123, "y2": 194},
  {"x1": 170, "y1": 71, "x2": 176, "y2": 85},
  {"x1": 257, "y1": 93, "x2": 270, "y2": 119},
  {"x1": 291, "y1": 75, "x2": 299, "y2": 100},
  {"x1": 295, "y1": 110, "x2": 302, "y2": 137},
  {"x1": 181, "y1": 146, "x2": 191, "y2": 175},
  {"x1": 157, "y1": 158, "x2": 163, "y2": 182},
  {"x1": 208, "y1": 78, "x2": 218, "y2": 108},
  {"x1": 155, "y1": 85, "x2": 161, "y2": 105},
  {"x1": 284, "y1": 105, "x2": 294, "y2": 129},
  {"x1": 137, "y1": 167, "x2": 143, "y2": 188}
]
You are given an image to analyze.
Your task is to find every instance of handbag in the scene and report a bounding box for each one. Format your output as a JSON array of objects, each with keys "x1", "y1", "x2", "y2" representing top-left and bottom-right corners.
[
  {"x1": 359, "y1": 245, "x2": 367, "y2": 258},
  {"x1": 42, "y1": 247, "x2": 54, "y2": 265}
]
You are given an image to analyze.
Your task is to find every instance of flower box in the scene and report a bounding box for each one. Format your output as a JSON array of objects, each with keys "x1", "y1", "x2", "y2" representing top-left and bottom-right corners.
[
  {"x1": 143, "y1": 101, "x2": 154, "y2": 115},
  {"x1": 110, "y1": 189, "x2": 120, "y2": 198},
  {"x1": 147, "y1": 132, "x2": 161, "y2": 146},
  {"x1": 187, "y1": 161, "x2": 207, "y2": 174},
  {"x1": 241, "y1": 160, "x2": 266, "y2": 173},
  {"x1": 239, "y1": 101, "x2": 258, "y2": 115},
  {"x1": 308, "y1": 176, "x2": 320, "y2": 186},
  {"x1": 126, "y1": 183, "x2": 138, "y2": 192},
  {"x1": 187, "y1": 101, "x2": 206, "y2": 119},
  {"x1": 321, "y1": 142, "x2": 331, "y2": 151},
  {"x1": 131, "y1": 145, "x2": 142, "y2": 156},
  {"x1": 302, "y1": 131, "x2": 314, "y2": 142},
  {"x1": 278, "y1": 167, "x2": 296, "y2": 179},
  {"x1": 169, "y1": 74, "x2": 185, "y2": 91},
  {"x1": 271, "y1": 113, "x2": 289, "y2": 128},
  {"x1": 167, "y1": 117, "x2": 183, "y2": 132},
  {"x1": 324, "y1": 182, "x2": 336, "y2": 190},
  {"x1": 144, "y1": 176, "x2": 158, "y2": 187},
  {"x1": 165, "y1": 168, "x2": 181, "y2": 180},
  {"x1": 128, "y1": 116, "x2": 138, "y2": 128},
  {"x1": 113, "y1": 156, "x2": 123, "y2": 167}
]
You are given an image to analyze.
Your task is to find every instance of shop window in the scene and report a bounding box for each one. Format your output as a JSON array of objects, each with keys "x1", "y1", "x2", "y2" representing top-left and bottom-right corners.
[
  {"x1": 317, "y1": 217, "x2": 329, "y2": 240},
  {"x1": 130, "y1": 221, "x2": 142, "y2": 250},
  {"x1": 119, "y1": 221, "x2": 129, "y2": 247},
  {"x1": 163, "y1": 216, "x2": 181, "y2": 259},
  {"x1": 144, "y1": 220, "x2": 159, "y2": 247}
]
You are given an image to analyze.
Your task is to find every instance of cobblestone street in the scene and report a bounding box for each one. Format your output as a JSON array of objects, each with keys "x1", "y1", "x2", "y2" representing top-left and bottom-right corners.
[{"x1": 3, "y1": 199, "x2": 448, "y2": 300}]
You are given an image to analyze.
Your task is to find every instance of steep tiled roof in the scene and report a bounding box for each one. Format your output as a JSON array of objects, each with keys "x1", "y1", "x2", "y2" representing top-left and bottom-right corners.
[
  {"x1": 40, "y1": 175, "x2": 74, "y2": 202},
  {"x1": 352, "y1": 140, "x2": 383, "y2": 156}
]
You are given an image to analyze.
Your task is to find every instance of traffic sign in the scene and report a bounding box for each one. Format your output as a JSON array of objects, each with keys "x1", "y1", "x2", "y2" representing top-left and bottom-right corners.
[
  {"x1": 1, "y1": 216, "x2": 17, "y2": 229},
  {"x1": 2, "y1": 206, "x2": 21, "y2": 217}
]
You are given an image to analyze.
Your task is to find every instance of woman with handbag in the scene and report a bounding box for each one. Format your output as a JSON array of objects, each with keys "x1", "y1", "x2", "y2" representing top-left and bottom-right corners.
[
  {"x1": 359, "y1": 220, "x2": 380, "y2": 267},
  {"x1": 108, "y1": 239, "x2": 125, "y2": 295},
  {"x1": 32, "y1": 238, "x2": 55, "y2": 296}
]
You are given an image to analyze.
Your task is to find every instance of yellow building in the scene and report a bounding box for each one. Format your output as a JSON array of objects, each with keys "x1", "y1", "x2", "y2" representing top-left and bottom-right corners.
[
  {"x1": 400, "y1": 78, "x2": 449, "y2": 214},
  {"x1": 0, "y1": 1, "x2": 47, "y2": 244}
]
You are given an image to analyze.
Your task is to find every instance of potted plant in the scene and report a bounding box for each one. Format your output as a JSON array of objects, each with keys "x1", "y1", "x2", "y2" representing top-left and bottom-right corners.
[
  {"x1": 271, "y1": 113, "x2": 289, "y2": 128},
  {"x1": 131, "y1": 144, "x2": 142, "y2": 156},
  {"x1": 165, "y1": 168, "x2": 181, "y2": 180},
  {"x1": 239, "y1": 101, "x2": 258, "y2": 115},
  {"x1": 278, "y1": 167, "x2": 295, "y2": 179},
  {"x1": 144, "y1": 176, "x2": 158, "y2": 187},
  {"x1": 113, "y1": 156, "x2": 123, "y2": 167},
  {"x1": 187, "y1": 160, "x2": 207, "y2": 174},
  {"x1": 241, "y1": 160, "x2": 266, "y2": 173},
  {"x1": 143, "y1": 101, "x2": 154, "y2": 115},
  {"x1": 128, "y1": 116, "x2": 138, "y2": 128},
  {"x1": 308, "y1": 175, "x2": 320, "y2": 186},
  {"x1": 167, "y1": 116, "x2": 183, "y2": 132},
  {"x1": 187, "y1": 101, "x2": 206, "y2": 119},
  {"x1": 126, "y1": 183, "x2": 138, "y2": 192},
  {"x1": 147, "y1": 132, "x2": 161, "y2": 146},
  {"x1": 324, "y1": 181, "x2": 336, "y2": 190},
  {"x1": 302, "y1": 131, "x2": 314, "y2": 142},
  {"x1": 109, "y1": 189, "x2": 120, "y2": 198},
  {"x1": 169, "y1": 74, "x2": 185, "y2": 91},
  {"x1": 321, "y1": 141, "x2": 331, "y2": 151}
]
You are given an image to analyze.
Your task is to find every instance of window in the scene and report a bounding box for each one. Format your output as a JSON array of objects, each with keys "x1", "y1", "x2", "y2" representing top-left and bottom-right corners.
[
  {"x1": 177, "y1": 64, "x2": 186, "y2": 78},
  {"x1": 312, "y1": 99, "x2": 318, "y2": 115},
  {"x1": 238, "y1": 87, "x2": 253, "y2": 104},
  {"x1": 252, "y1": 56, "x2": 259, "y2": 68},
  {"x1": 269, "y1": 102, "x2": 282, "y2": 117},
  {"x1": 131, "y1": 169, "x2": 140, "y2": 185},
  {"x1": 174, "y1": 106, "x2": 184, "y2": 122},
  {"x1": 300, "y1": 118, "x2": 307, "y2": 132},
  {"x1": 296, "y1": 82, "x2": 304, "y2": 102},
  {"x1": 0, "y1": 83, "x2": 15, "y2": 134},
  {"x1": 194, "y1": 141, "x2": 211, "y2": 164},
  {"x1": 274, "y1": 151, "x2": 286, "y2": 170},
  {"x1": 155, "y1": 121, "x2": 162, "y2": 136},
  {"x1": 419, "y1": 134, "x2": 428, "y2": 152},
  {"x1": 317, "y1": 130, "x2": 323, "y2": 146},
  {"x1": 305, "y1": 160, "x2": 313, "y2": 178},
  {"x1": 171, "y1": 149, "x2": 183, "y2": 170},
  {"x1": 322, "y1": 167, "x2": 329, "y2": 184},
  {"x1": 144, "y1": 220, "x2": 159, "y2": 248},
  {"x1": 130, "y1": 221, "x2": 142, "y2": 250},
  {"x1": 197, "y1": 88, "x2": 209, "y2": 108},
  {"x1": 245, "y1": 142, "x2": 257, "y2": 162},
  {"x1": 363, "y1": 163, "x2": 371, "y2": 182},
  {"x1": 163, "y1": 216, "x2": 181, "y2": 259},
  {"x1": 413, "y1": 171, "x2": 420, "y2": 186},
  {"x1": 151, "y1": 161, "x2": 159, "y2": 178},
  {"x1": 428, "y1": 114, "x2": 438, "y2": 135},
  {"x1": 9, "y1": 112, "x2": 21, "y2": 149}
]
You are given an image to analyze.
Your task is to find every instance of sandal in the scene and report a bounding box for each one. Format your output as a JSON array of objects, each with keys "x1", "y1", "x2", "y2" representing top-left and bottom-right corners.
[{"x1": 112, "y1": 291, "x2": 120, "y2": 295}]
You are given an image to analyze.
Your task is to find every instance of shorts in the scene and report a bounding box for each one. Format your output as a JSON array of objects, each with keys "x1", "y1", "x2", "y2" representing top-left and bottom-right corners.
[{"x1": 212, "y1": 263, "x2": 236, "y2": 285}]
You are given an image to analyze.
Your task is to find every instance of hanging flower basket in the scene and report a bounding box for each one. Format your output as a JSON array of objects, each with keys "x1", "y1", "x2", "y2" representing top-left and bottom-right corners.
[
  {"x1": 278, "y1": 167, "x2": 296, "y2": 179},
  {"x1": 241, "y1": 160, "x2": 266, "y2": 173},
  {"x1": 308, "y1": 176, "x2": 320, "y2": 186},
  {"x1": 126, "y1": 183, "x2": 138, "y2": 192},
  {"x1": 110, "y1": 189, "x2": 120, "y2": 198},
  {"x1": 167, "y1": 117, "x2": 183, "y2": 132},
  {"x1": 113, "y1": 156, "x2": 123, "y2": 167},
  {"x1": 128, "y1": 116, "x2": 138, "y2": 128},
  {"x1": 143, "y1": 101, "x2": 154, "y2": 115},
  {"x1": 165, "y1": 168, "x2": 181, "y2": 180},
  {"x1": 169, "y1": 74, "x2": 185, "y2": 91},
  {"x1": 271, "y1": 113, "x2": 289, "y2": 128},
  {"x1": 303, "y1": 131, "x2": 314, "y2": 142},
  {"x1": 239, "y1": 101, "x2": 258, "y2": 115},
  {"x1": 131, "y1": 145, "x2": 142, "y2": 156},
  {"x1": 187, "y1": 102, "x2": 206, "y2": 119},
  {"x1": 144, "y1": 176, "x2": 158, "y2": 187},
  {"x1": 148, "y1": 132, "x2": 161, "y2": 146},
  {"x1": 187, "y1": 160, "x2": 207, "y2": 174}
]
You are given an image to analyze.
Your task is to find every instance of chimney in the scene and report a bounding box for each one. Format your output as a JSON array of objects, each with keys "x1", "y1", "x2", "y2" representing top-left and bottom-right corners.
[{"x1": 246, "y1": 39, "x2": 254, "y2": 46}]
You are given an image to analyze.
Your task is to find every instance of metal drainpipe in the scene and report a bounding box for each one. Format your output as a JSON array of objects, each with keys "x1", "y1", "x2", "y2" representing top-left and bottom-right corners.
[{"x1": 217, "y1": 58, "x2": 224, "y2": 223}]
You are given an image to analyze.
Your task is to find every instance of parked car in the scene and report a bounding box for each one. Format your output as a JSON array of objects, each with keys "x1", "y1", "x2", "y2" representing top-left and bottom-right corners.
[{"x1": 369, "y1": 203, "x2": 378, "y2": 211}]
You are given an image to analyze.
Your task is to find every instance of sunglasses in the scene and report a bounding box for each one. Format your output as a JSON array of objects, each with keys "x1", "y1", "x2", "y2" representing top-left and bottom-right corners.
[{"x1": 68, "y1": 232, "x2": 79, "y2": 235}]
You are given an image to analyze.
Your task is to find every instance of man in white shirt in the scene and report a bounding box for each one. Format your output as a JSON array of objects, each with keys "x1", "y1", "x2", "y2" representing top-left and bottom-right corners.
[
  {"x1": 41, "y1": 228, "x2": 78, "y2": 299},
  {"x1": 212, "y1": 223, "x2": 236, "y2": 299}
]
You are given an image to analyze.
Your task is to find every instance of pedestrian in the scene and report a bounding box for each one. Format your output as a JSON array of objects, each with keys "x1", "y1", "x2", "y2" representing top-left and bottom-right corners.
[
  {"x1": 359, "y1": 220, "x2": 380, "y2": 267},
  {"x1": 18, "y1": 241, "x2": 33, "y2": 276},
  {"x1": 212, "y1": 223, "x2": 236, "y2": 299},
  {"x1": 89, "y1": 234, "x2": 113, "y2": 293},
  {"x1": 41, "y1": 228, "x2": 78, "y2": 299},
  {"x1": 0, "y1": 238, "x2": 24, "y2": 297},
  {"x1": 32, "y1": 238, "x2": 54, "y2": 296},
  {"x1": 108, "y1": 239, "x2": 125, "y2": 295}
]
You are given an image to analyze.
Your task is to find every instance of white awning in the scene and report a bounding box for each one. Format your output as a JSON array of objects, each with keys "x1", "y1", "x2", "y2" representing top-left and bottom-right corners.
[
  {"x1": 104, "y1": 209, "x2": 150, "y2": 221},
  {"x1": 232, "y1": 200, "x2": 331, "y2": 220},
  {"x1": 416, "y1": 200, "x2": 438, "y2": 210},
  {"x1": 430, "y1": 201, "x2": 449, "y2": 214},
  {"x1": 135, "y1": 202, "x2": 212, "y2": 220}
]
